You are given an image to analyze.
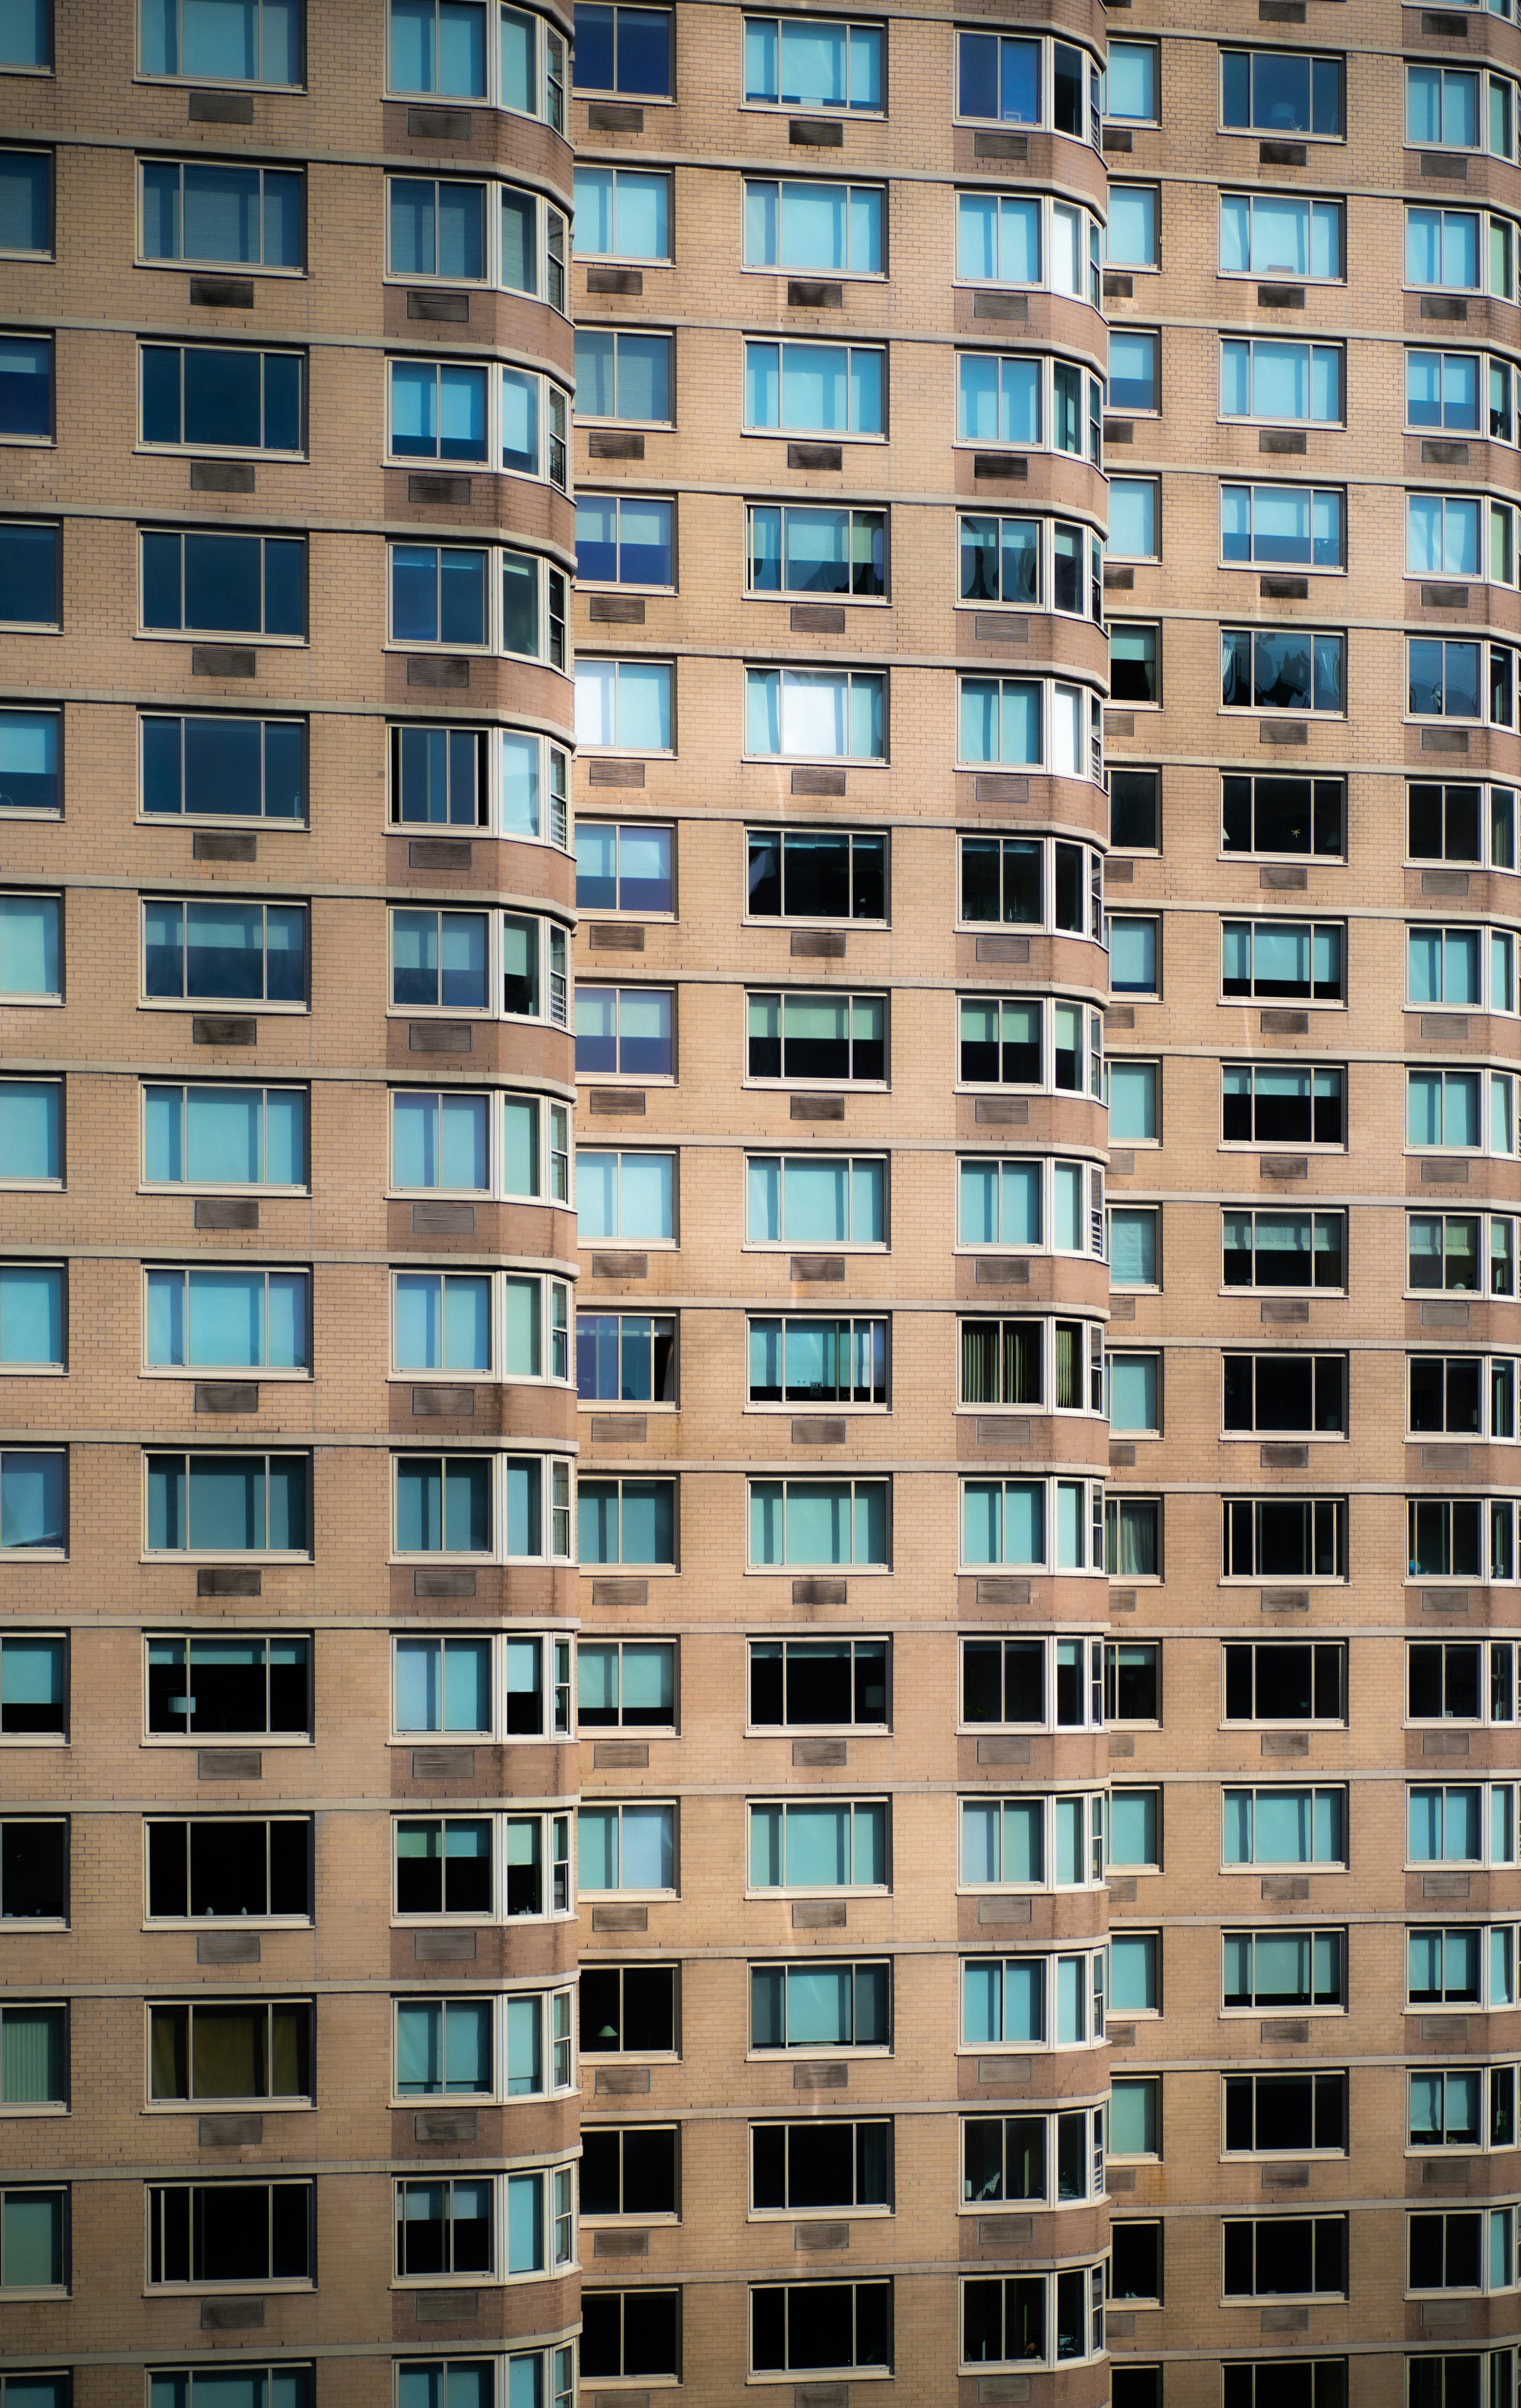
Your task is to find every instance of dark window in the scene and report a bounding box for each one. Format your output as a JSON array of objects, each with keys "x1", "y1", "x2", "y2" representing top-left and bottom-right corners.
[
  {"x1": 1409, "y1": 1356, "x2": 1487, "y2": 1438},
  {"x1": 1105, "y1": 1641, "x2": 1158, "y2": 1721},
  {"x1": 751, "y1": 504, "x2": 884, "y2": 599},
  {"x1": 149, "y1": 2002, "x2": 312, "y2": 2102},
  {"x1": 748, "y1": 827, "x2": 886, "y2": 921},
  {"x1": 1223, "y1": 1498, "x2": 1346, "y2": 1579},
  {"x1": 1222, "y1": 919, "x2": 1342, "y2": 1002},
  {"x1": 148, "y1": 2181, "x2": 312, "y2": 2285},
  {"x1": 0, "y1": 152, "x2": 51, "y2": 254},
  {"x1": 146, "y1": 1819, "x2": 309, "y2": 1920},
  {"x1": 0, "y1": 336, "x2": 51, "y2": 440},
  {"x1": 1409, "y1": 1498, "x2": 1485, "y2": 1580},
  {"x1": 1221, "y1": 50, "x2": 1343, "y2": 137},
  {"x1": 578, "y1": 821, "x2": 674, "y2": 912},
  {"x1": 754, "y1": 2119, "x2": 891, "y2": 2210},
  {"x1": 1224, "y1": 2072, "x2": 1347, "y2": 2153},
  {"x1": 388, "y1": 726, "x2": 487, "y2": 829},
  {"x1": 1408, "y1": 1641, "x2": 1486, "y2": 1721},
  {"x1": 394, "y1": 2177, "x2": 492, "y2": 2276},
  {"x1": 747, "y1": 989, "x2": 885, "y2": 1081},
  {"x1": 1223, "y1": 2216, "x2": 1346, "y2": 2297},
  {"x1": 962, "y1": 2275, "x2": 1046, "y2": 2364},
  {"x1": 141, "y1": 531, "x2": 305, "y2": 639},
  {"x1": 577, "y1": 494, "x2": 673, "y2": 587},
  {"x1": 963, "y1": 2114, "x2": 1046, "y2": 2203},
  {"x1": 0, "y1": 522, "x2": 59, "y2": 625},
  {"x1": 1223, "y1": 1063, "x2": 1344, "y2": 1148},
  {"x1": 577, "y1": 1312, "x2": 677, "y2": 1402},
  {"x1": 142, "y1": 715, "x2": 306, "y2": 822},
  {"x1": 1409, "y1": 2212, "x2": 1484, "y2": 2291},
  {"x1": 1409, "y1": 780, "x2": 1501, "y2": 868},
  {"x1": 1224, "y1": 1642, "x2": 1345, "y2": 1722},
  {"x1": 1110, "y1": 767, "x2": 1159, "y2": 851},
  {"x1": 749, "y1": 1639, "x2": 888, "y2": 1727},
  {"x1": 1223, "y1": 1353, "x2": 1345, "y2": 1435},
  {"x1": 573, "y1": 2, "x2": 672, "y2": 95},
  {"x1": 0, "y1": 1635, "x2": 65, "y2": 1735},
  {"x1": 751, "y1": 2280, "x2": 891, "y2": 2374},
  {"x1": 394, "y1": 1817, "x2": 494, "y2": 1916},
  {"x1": 1112, "y1": 2375, "x2": 1165, "y2": 2408},
  {"x1": 1112, "y1": 2221, "x2": 1162, "y2": 2301},
  {"x1": 748, "y1": 1314, "x2": 887, "y2": 1405},
  {"x1": 579, "y1": 1964, "x2": 677, "y2": 2053},
  {"x1": 1223, "y1": 775, "x2": 1344, "y2": 857},
  {"x1": 582, "y1": 2124, "x2": 679, "y2": 2217},
  {"x1": 1110, "y1": 623, "x2": 1158, "y2": 704},
  {"x1": 143, "y1": 901, "x2": 307, "y2": 1005},
  {"x1": 1223, "y1": 1210, "x2": 1344, "y2": 1290},
  {"x1": 0, "y1": 1819, "x2": 65, "y2": 1918},
  {"x1": 581, "y1": 2287, "x2": 681, "y2": 2379},
  {"x1": 1221, "y1": 2364, "x2": 1346, "y2": 2408},
  {"x1": 389, "y1": 543, "x2": 487, "y2": 647},
  {"x1": 1222, "y1": 629, "x2": 1344, "y2": 714},
  {"x1": 140, "y1": 346, "x2": 303, "y2": 453},
  {"x1": 147, "y1": 1635, "x2": 310, "y2": 1737}
]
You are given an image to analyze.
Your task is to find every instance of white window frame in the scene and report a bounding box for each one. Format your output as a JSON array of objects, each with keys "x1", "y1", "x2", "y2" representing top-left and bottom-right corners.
[
  {"x1": 388, "y1": 1452, "x2": 575, "y2": 1563},
  {"x1": 382, "y1": 172, "x2": 569, "y2": 312}
]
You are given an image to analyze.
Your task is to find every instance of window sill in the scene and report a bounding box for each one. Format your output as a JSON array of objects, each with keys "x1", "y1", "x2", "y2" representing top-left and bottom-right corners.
[
  {"x1": 1219, "y1": 1432, "x2": 1345, "y2": 1445},
  {"x1": 140, "y1": 1556, "x2": 311, "y2": 1568},
  {"x1": 578, "y1": 1240, "x2": 680, "y2": 1254},
  {"x1": 952, "y1": 1402, "x2": 1099, "y2": 1421},
  {"x1": 742, "y1": 102, "x2": 886, "y2": 121},
  {"x1": 1217, "y1": 2007, "x2": 1345, "y2": 2021},
  {"x1": 0, "y1": 2102, "x2": 66, "y2": 2117},
  {"x1": 141, "y1": 1369, "x2": 311, "y2": 1383},
  {"x1": 0, "y1": 992, "x2": 62, "y2": 1006},
  {"x1": 1219, "y1": 710, "x2": 1344, "y2": 724},
  {"x1": 144, "y1": 1920, "x2": 312, "y2": 1934},
  {"x1": 581, "y1": 1893, "x2": 679, "y2": 1907},
  {"x1": 144, "y1": 1735, "x2": 312, "y2": 1750},
  {"x1": 0, "y1": 808, "x2": 61, "y2": 822},
  {"x1": 747, "y1": 1723, "x2": 887, "y2": 1740},
  {"x1": 749, "y1": 592, "x2": 888, "y2": 608},
  {"x1": 388, "y1": 1560, "x2": 571, "y2": 1572},
  {"x1": 743, "y1": 429, "x2": 888, "y2": 446},
  {"x1": 392, "y1": 1914, "x2": 575, "y2": 1931},
  {"x1": 138, "y1": 631, "x2": 308, "y2": 650},
  {"x1": 744, "y1": 1081, "x2": 888, "y2": 1096},
  {"x1": 748, "y1": 2373, "x2": 888, "y2": 2391},
  {"x1": 135, "y1": 442, "x2": 305, "y2": 465},
  {"x1": 579, "y1": 750, "x2": 677, "y2": 762},
  {"x1": 742, "y1": 1245, "x2": 888, "y2": 1258},
  {"x1": 136, "y1": 260, "x2": 306, "y2": 280},
  {"x1": 744, "y1": 919, "x2": 886, "y2": 934},
  {"x1": 577, "y1": 256, "x2": 674, "y2": 273},
  {"x1": 136, "y1": 815, "x2": 309, "y2": 832},
  {"x1": 144, "y1": 2097, "x2": 313, "y2": 2115},
  {"x1": 578, "y1": 420, "x2": 676, "y2": 436},
  {"x1": 742, "y1": 756, "x2": 887, "y2": 770},
  {"x1": 139, "y1": 1002, "x2": 308, "y2": 1018},
  {"x1": 1219, "y1": 1722, "x2": 1344, "y2": 1737},
  {"x1": 746, "y1": 1889, "x2": 889, "y2": 1903},
  {"x1": 140, "y1": 1186, "x2": 309, "y2": 1199},
  {"x1": 743, "y1": 265, "x2": 887, "y2": 286},
  {"x1": 582, "y1": 1400, "x2": 678, "y2": 1412},
  {"x1": 0, "y1": 1365, "x2": 65, "y2": 1377},
  {"x1": 745, "y1": 1404, "x2": 888, "y2": 1418},
  {"x1": 575, "y1": 1075, "x2": 676, "y2": 1088},
  {"x1": 751, "y1": 2206, "x2": 892, "y2": 2224},
  {"x1": 579, "y1": 1562, "x2": 679, "y2": 1576},
  {"x1": 1219, "y1": 1288, "x2": 1344, "y2": 1302}
]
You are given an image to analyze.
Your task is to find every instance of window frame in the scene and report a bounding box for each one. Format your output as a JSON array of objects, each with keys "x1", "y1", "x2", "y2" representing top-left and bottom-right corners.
[
  {"x1": 742, "y1": 336, "x2": 886, "y2": 439},
  {"x1": 384, "y1": 0, "x2": 567, "y2": 123},
  {"x1": 384, "y1": 359, "x2": 572, "y2": 491},
  {"x1": 392, "y1": 1808, "x2": 574, "y2": 1924},
  {"x1": 388, "y1": 1451, "x2": 575, "y2": 1565},
  {"x1": 389, "y1": 1269, "x2": 573, "y2": 1384},
  {"x1": 382, "y1": 172, "x2": 569, "y2": 312},
  {"x1": 391, "y1": 1986, "x2": 577, "y2": 2105},
  {"x1": 137, "y1": 340, "x2": 306, "y2": 459},
  {"x1": 138, "y1": 0, "x2": 304, "y2": 88},
  {"x1": 137, "y1": 155, "x2": 305, "y2": 275},
  {"x1": 959, "y1": 1474, "x2": 1107, "y2": 1574},
  {"x1": 145, "y1": 1996, "x2": 313, "y2": 2109},
  {"x1": 1220, "y1": 335, "x2": 1345, "y2": 430},
  {"x1": 1220, "y1": 190, "x2": 1345, "y2": 284}
]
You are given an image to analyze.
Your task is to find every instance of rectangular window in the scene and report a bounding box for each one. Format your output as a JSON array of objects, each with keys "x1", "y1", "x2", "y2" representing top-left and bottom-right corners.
[
  {"x1": 1409, "y1": 1926, "x2": 1492, "y2": 2007},
  {"x1": 580, "y1": 1963, "x2": 677, "y2": 2055},
  {"x1": 1223, "y1": 1210, "x2": 1344, "y2": 1291},
  {"x1": 747, "y1": 666, "x2": 884, "y2": 759},
  {"x1": 391, "y1": 1089, "x2": 488, "y2": 1194},
  {"x1": 1223, "y1": 1352, "x2": 1345, "y2": 1435},
  {"x1": 141, "y1": 159, "x2": 303, "y2": 268},
  {"x1": 748, "y1": 1153, "x2": 884, "y2": 1246},
  {"x1": 1222, "y1": 336, "x2": 1343, "y2": 425},
  {"x1": 1225, "y1": 2070, "x2": 1347, "y2": 2155},
  {"x1": 1106, "y1": 42, "x2": 1156, "y2": 123},
  {"x1": 576, "y1": 657, "x2": 673, "y2": 751},
  {"x1": 751, "y1": 1959, "x2": 887, "y2": 2050},
  {"x1": 1409, "y1": 1639, "x2": 1518, "y2": 1724},
  {"x1": 0, "y1": 1261, "x2": 60, "y2": 1372},
  {"x1": 578, "y1": 1639, "x2": 675, "y2": 1731},
  {"x1": 577, "y1": 1149, "x2": 675, "y2": 1241},
  {"x1": 149, "y1": 2000, "x2": 310, "y2": 2102},
  {"x1": 0, "y1": 521, "x2": 58, "y2": 626},
  {"x1": 142, "y1": 529, "x2": 304, "y2": 640},
  {"x1": 140, "y1": 344, "x2": 302, "y2": 453},
  {"x1": 1409, "y1": 2068, "x2": 1484, "y2": 2149},
  {"x1": 1411, "y1": 1212, "x2": 1517, "y2": 1300},
  {"x1": 748, "y1": 1316, "x2": 885, "y2": 1405},
  {"x1": 1107, "y1": 479, "x2": 1158, "y2": 561},
  {"x1": 750, "y1": 1638, "x2": 887, "y2": 1728},
  {"x1": 149, "y1": 2180, "x2": 310, "y2": 2287},
  {"x1": 145, "y1": 1453, "x2": 308, "y2": 1555},
  {"x1": 1224, "y1": 1787, "x2": 1344, "y2": 1867},
  {"x1": 395, "y1": 1996, "x2": 494, "y2": 2098},
  {"x1": 1409, "y1": 779, "x2": 1518, "y2": 870},
  {"x1": 754, "y1": 2119, "x2": 889, "y2": 2212},
  {"x1": 960, "y1": 835, "x2": 1101, "y2": 934},
  {"x1": 576, "y1": 327, "x2": 672, "y2": 424},
  {"x1": 0, "y1": 1633, "x2": 65, "y2": 1734},
  {"x1": 751, "y1": 2280, "x2": 891, "y2": 2375},
  {"x1": 959, "y1": 999, "x2": 1100, "y2": 1092},
  {"x1": 1108, "y1": 184, "x2": 1158, "y2": 269},
  {"x1": 960, "y1": 1316, "x2": 1102, "y2": 1411},
  {"x1": 961, "y1": 2267, "x2": 1108, "y2": 2368},
  {"x1": 747, "y1": 989, "x2": 884, "y2": 1082},
  {"x1": 963, "y1": 1477, "x2": 1104, "y2": 1571},
  {"x1": 747, "y1": 826, "x2": 885, "y2": 920},
  {"x1": 1224, "y1": 1642, "x2": 1345, "y2": 1723},
  {"x1": 577, "y1": 1312, "x2": 676, "y2": 1405},
  {"x1": 141, "y1": 715, "x2": 305, "y2": 821},
  {"x1": 576, "y1": 494, "x2": 673, "y2": 587},
  {"x1": 957, "y1": 31, "x2": 1039, "y2": 123},
  {"x1": 1105, "y1": 1499, "x2": 1161, "y2": 1582},
  {"x1": 1109, "y1": 2079, "x2": 1159, "y2": 2160},
  {"x1": 575, "y1": 983, "x2": 674, "y2": 1077},
  {"x1": 749, "y1": 1479, "x2": 888, "y2": 1567},
  {"x1": 0, "y1": 1819, "x2": 65, "y2": 1919},
  {"x1": 140, "y1": 0, "x2": 300, "y2": 82},
  {"x1": 1409, "y1": 1784, "x2": 1517, "y2": 1866},
  {"x1": 0, "y1": 892, "x2": 58, "y2": 1001},
  {"x1": 958, "y1": 1155, "x2": 1103, "y2": 1254},
  {"x1": 1409, "y1": 1352, "x2": 1519, "y2": 1437},
  {"x1": 582, "y1": 2123, "x2": 679, "y2": 2217},
  {"x1": 956, "y1": 352, "x2": 1102, "y2": 455},
  {"x1": 1110, "y1": 770, "x2": 1160, "y2": 854},
  {"x1": 572, "y1": 1, "x2": 672, "y2": 97},
  {"x1": 963, "y1": 2108, "x2": 1107, "y2": 2205},
  {"x1": 1408, "y1": 2210, "x2": 1515, "y2": 2293},
  {"x1": 1407, "y1": 1069, "x2": 1489, "y2": 1151},
  {"x1": 393, "y1": 1272, "x2": 493, "y2": 1378},
  {"x1": 1407, "y1": 206, "x2": 1482, "y2": 289},
  {"x1": 1223, "y1": 773, "x2": 1345, "y2": 857},
  {"x1": 744, "y1": 179, "x2": 883, "y2": 274},
  {"x1": 0, "y1": 2189, "x2": 65, "y2": 2289},
  {"x1": 1109, "y1": 622, "x2": 1158, "y2": 707},
  {"x1": 146, "y1": 1818, "x2": 309, "y2": 1920},
  {"x1": 578, "y1": 1477, "x2": 676, "y2": 1566},
  {"x1": 0, "y1": 708, "x2": 58, "y2": 815},
  {"x1": 1409, "y1": 491, "x2": 1486, "y2": 580},
  {"x1": 1107, "y1": 1353, "x2": 1160, "y2": 1434},
  {"x1": 1107, "y1": 1060, "x2": 1158, "y2": 1145},
  {"x1": 576, "y1": 820, "x2": 673, "y2": 913},
  {"x1": 574, "y1": 165, "x2": 670, "y2": 261},
  {"x1": 1108, "y1": 918, "x2": 1158, "y2": 998},
  {"x1": 1223, "y1": 1063, "x2": 1344, "y2": 1148},
  {"x1": 579, "y1": 1801, "x2": 675, "y2": 1894},
  {"x1": 1222, "y1": 627, "x2": 1344, "y2": 713},
  {"x1": 1105, "y1": 1642, "x2": 1158, "y2": 1722},
  {"x1": 1223, "y1": 1929, "x2": 1345, "y2": 2010},
  {"x1": 389, "y1": 358, "x2": 488, "y2": 466},
  {"x1": 0, "y1": 2003, "x2": 65, "y2": 2107},
  {"x1": 1221, "y1": 193, "x2": 1343, "y2": 280},
  {"x1": 0, "y1": 1452, "x2": 65, "y2": 1550},
  {"x1": 1223, "y1": 1497, "x2": 1347, "y2": 1579},
  {"x1": 393, "y1": 1454, "x2": 572, "y2": 1560},
  {"x1": 581, "y1": 2287, "x2": 682, "y2": 2382},
  {"x1": 962, "y1": 1951, "x2": 1105, "y2": 2047},
  {"x1": 1408, "y1": 347, "x2": 1486, "y2": 433},
  {"x1": 143, "y1": 898, "x2": 307, "y2": 1007},
  {"x1": 147, "y1": 1634, "x2": 310, "y2": 1738},
  {"x1": 1409, "y1": 63, "x2": 1483, "y2": 147},
  {"x1": 1409, "y1": 638, "x2": 1492, "y2": 722},
  {"x1": 1107, "y1": 1213, "x2": 1150, "y2": 1290},
  {"x1": 143, "y1": 1084, "x2": 306, "y2": 1188},
  {"x1": 744, "y1": 15, "x2": 881, "y2": 111},
  {"x1": 963, "y1": 1635, "x2": 1104, "y2": 1731},
  {"x1": 1410, "y1": 924, "x2": 1518, "y2": 1013},
  {"x1": 145, "y1": 1267, "x2": 309, "y2": 1374},
  {"x1": 0, "y1": 333, "x2": 50, "y2": 442},
  {"x1": 960, "y1": 1793, "x2": 1105, "y2": 1889},
  {"x1": 1221, "y1": 50, "x2": 1343, "y2": 137},
  {"x1": 750, "y1": 502, "x2": 885, "y2": 599},
  {"x1": 386, "y1": 175, "x2": 486, "y2": 280},
  {"x1": 1222, "y1": 484, "x2": 1344, "y2": 570},
  {"x1": 1112, "y1": 2220, "x2": 1163, "y2": 2303},
  {"x1": 0, "y1": 152, "x2": 50, "y2": 256},
  {"x1": 744, "y1": 339, "x2": 884, "y2": 435}
]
